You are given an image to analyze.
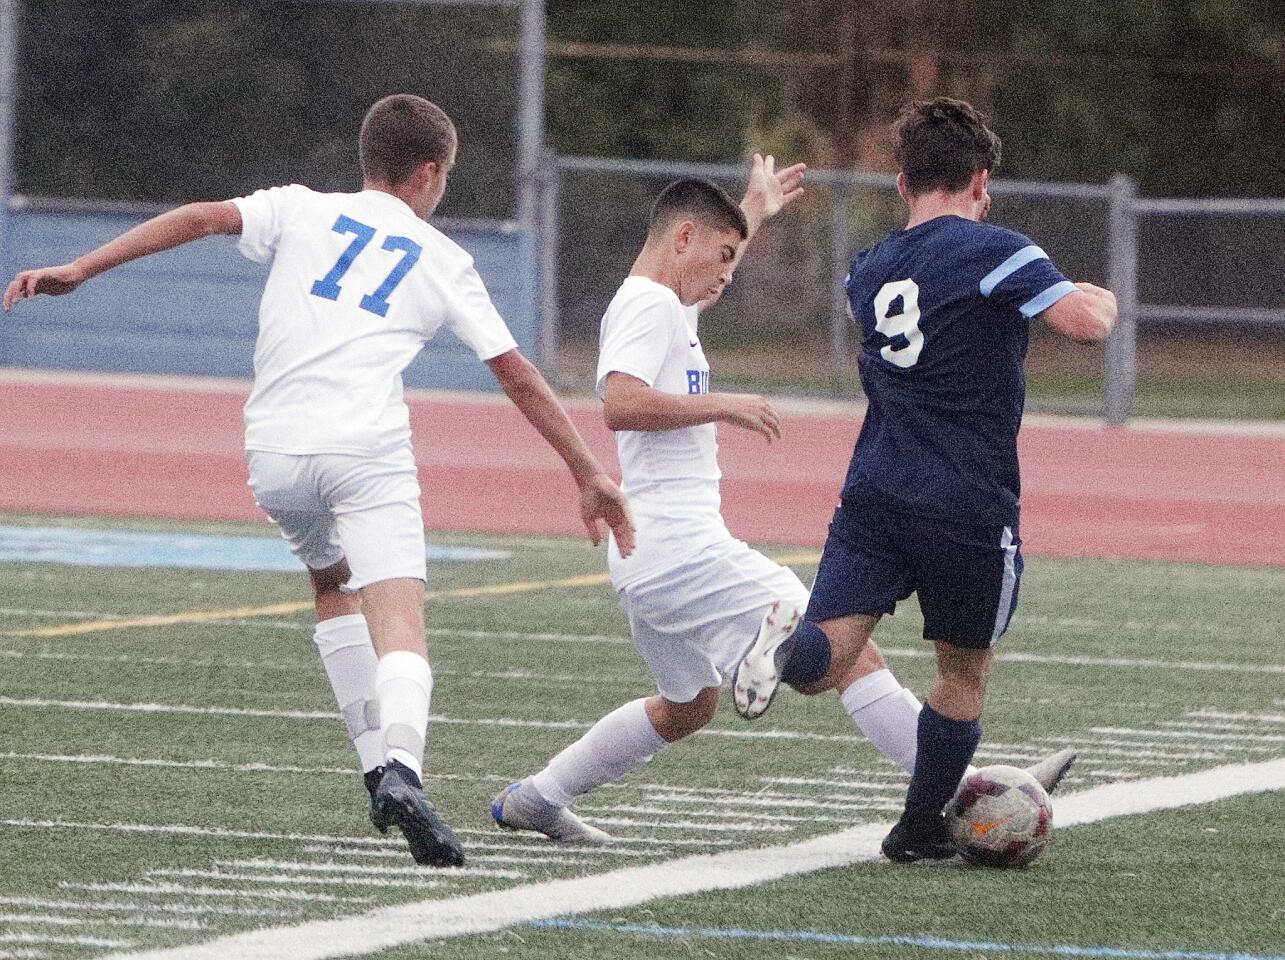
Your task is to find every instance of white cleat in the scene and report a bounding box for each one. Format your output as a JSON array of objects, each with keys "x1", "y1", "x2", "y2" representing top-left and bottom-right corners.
[
  {"x1": 491, "y1": 779, "x2": 614, "y2": 844},
  {"x1": 1025, "y1": 747, "x2": 1077, "y2": 794},
  {"x1": 733, "y1": 601, "x2": 803, "y2": 720}
]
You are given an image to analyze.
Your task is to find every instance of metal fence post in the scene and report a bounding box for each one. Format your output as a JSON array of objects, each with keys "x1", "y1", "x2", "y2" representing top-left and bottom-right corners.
[
  {"x1": 0, "y1": 0, "x2": 21, "y2": 285},
  {"x1": 515, "y1": 0, "x2": 545, "y2": 229},
  {"x1": 535, "y1": 151, "x2": 561, "y2": 384},
  {"x1": 1105, "y1": 173, "x2": 1139, "y2": 425},
  {"x1": 829, "y1": 183, "x2": 852, "y2": 396}
]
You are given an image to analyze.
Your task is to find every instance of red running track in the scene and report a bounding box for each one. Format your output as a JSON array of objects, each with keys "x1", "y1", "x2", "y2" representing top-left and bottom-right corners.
[{"x1": 2, "y1": 373, "x2": 1283, "y2": 567}]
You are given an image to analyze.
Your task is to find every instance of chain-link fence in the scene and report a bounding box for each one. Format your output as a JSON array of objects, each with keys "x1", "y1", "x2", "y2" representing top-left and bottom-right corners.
[
  {"x1": 537, "y1": 156, "x2": 1121, "y2": 416},
  {"x1": 537, "y1": 157, "x2": 1285, "y2": 422}
]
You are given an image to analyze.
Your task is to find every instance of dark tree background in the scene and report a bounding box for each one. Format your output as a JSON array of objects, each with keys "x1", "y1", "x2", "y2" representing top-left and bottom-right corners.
[{"x1": 16, "y1": 0, "x2": 1285, "y2": 210}]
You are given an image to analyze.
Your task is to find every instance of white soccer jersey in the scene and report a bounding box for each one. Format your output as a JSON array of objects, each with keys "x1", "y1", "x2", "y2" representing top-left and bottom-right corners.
[
  {"x1": 232, "y1": 185, "x2": 517, "y2": 455},
  {"x1": 596, "y1": 276, "x2": 727, "y2": 588}
]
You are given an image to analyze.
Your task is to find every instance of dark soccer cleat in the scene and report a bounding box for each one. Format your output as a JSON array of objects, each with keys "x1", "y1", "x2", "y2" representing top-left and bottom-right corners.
[
  {"x1": 370, "y1": 761, "x2": 465, "y2": 867},
  {"x1": 363, "y1": 765, "x2": 385, "y2": 799},
  {"x1": 881, "y1": 812, "x2": 958, "y2": 864}
]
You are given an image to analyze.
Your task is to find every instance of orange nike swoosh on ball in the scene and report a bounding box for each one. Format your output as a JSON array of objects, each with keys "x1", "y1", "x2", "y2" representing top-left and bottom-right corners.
[{"x1": 972, "y1": 818, "x2": 1007, "y2": 837}]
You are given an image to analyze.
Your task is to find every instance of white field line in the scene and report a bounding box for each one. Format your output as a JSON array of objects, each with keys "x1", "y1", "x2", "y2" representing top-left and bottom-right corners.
[
  {"x1": 297, "y1": 846, "x2": 598, "y2": 867},
  {"x1": 0, "y1": 933, "x2": 133, "y2": 948},
  {"x1": 761, "y1": 777, "x2": 905, "y2": 791},
  {"x1": 585, "y1": 804, "x2": 875, "y2": 826},
  {"x1": 1158, "y1": 719, "x2": 1262, "y2": 732},
  {"x1": 1192, "y1": 710, "x2": 1285, "y2": 724},
  {"x1": 1092, "y1": 726, "x2": 1285, "y2": 745},
  {"x1": 418, "y1": 839, "x2": 658, "y2": 857},
  {"x1": 1086, "y1": 769, "x2": 1142, "y2": 779},
  {"x1": 7, "y1": 817, "x2": 727, "y2": 850},
  {"x1": 880, "y1": 645, "x2": 1285, "y2": 675},
  {"x1": 451, "y1": 826, "x2": 731, "y2": 848},
  {"x1": 1081, "y1": 736, "x2": 1269, "y2": 757},
  {"x1": 214, "y1": 859, "x2": 524, "y2": 880},
  {"x1": 0, "y1": 646, "x2": 645, "y2": 688},
  {"x1": 147, "y1": 870, "x2": 452, "y2": 891},
  {"x1": 60, "y1": 882, "x2": 372, "y2": 905},
  {"x1": 7, "y1": 634, "x2": 1283, "y2": 677},
  {"x1": 583, "y1": 816, "x2": 792, "y2": 833},
  {"x1": 0, "y1": 696, "x2": 870, "y2": 743},
  {"x1": 642, "y1": 792, "x2": 901, "y2": 812},
  {"x1": 0, "y1": 913, "x2": 200, "y2": 931},
  {"x1": 0, "y1": 750, "x2": 504, "y2": 786},
  {"x1": 0, "y1": 896, "x2": 296, "y2": 919},
  {"x1": 97, "y1": 758, "x2": 1285, "y2": 960},
  {"x1": 0, "y1": 950, "x2": 45, "y2": 960}
]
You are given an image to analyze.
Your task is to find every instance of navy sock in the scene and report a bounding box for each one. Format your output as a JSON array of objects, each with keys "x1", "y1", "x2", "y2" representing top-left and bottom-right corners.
[
  {"x1": 779, "y1": 620, "x2": 832, "y2": 686},
  {"x1": 904, "y1": 703, "x2": 982, "y2": 818}
]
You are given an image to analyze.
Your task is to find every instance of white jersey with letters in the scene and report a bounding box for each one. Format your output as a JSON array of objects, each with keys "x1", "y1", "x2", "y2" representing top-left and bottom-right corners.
[
  {"x1": 232, "y1": 185, "x2": 517, "y2": 455},
  {"x1": 595, "y1": 275, "x2": 807, "y2": 701},
  {"x1": 596, "y1": 276, "x2": 727, "y2": 589}
]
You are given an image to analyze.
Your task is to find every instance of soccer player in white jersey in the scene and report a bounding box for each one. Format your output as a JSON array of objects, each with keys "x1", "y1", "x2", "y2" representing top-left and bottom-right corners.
[
  {"x1": 5, "y1": 94, "x2": 635, "y2": 867},
  {"x1": 490, "y1": 158, "x2": 947, "y2": 842}
]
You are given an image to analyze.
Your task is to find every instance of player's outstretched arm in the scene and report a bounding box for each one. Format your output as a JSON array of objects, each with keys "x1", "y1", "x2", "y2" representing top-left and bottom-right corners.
[
  {"x1": 4, "y1": 201, "x2": 242, "y2": 312},
  {"x1": 1040, "y1": 282, "x2": 1118, "y2": 343},
  {"x1": 602, "y1": 372, "x2": 780, "y2": 442},
  {"x1": 487, "y1": 349, "x2": 636, "y2": 556}
]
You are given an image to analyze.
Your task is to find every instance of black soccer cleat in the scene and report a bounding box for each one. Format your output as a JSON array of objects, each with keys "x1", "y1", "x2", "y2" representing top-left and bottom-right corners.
[
  {"x1": 363, "y1": 765, "x2": 385, "y2": 799},
  {"x1": 881, "y1": 811, "x2": 958, "y2": 864},
  {"x1": 370, "y1": 761, "x2": 465, "y2": 867}
]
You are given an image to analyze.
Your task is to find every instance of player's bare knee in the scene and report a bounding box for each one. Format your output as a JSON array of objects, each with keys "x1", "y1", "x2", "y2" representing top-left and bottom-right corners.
[{"x1": 309, "y1": 558, "x2": 353, "y2": 596}]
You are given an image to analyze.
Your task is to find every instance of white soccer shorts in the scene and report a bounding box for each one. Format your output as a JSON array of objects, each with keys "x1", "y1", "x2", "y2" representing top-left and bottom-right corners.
[
  {"x1": 616, "y1": 536, "x2": 809, "y2": 704},
  {"x1": 246, "y1": 445, "x2": 427, "y2": 591}
]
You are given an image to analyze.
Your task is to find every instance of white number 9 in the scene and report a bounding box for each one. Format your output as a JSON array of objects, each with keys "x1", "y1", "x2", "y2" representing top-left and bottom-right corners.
[{"x1": 873, "y1": 278, "x2": 924, "y2": 369}]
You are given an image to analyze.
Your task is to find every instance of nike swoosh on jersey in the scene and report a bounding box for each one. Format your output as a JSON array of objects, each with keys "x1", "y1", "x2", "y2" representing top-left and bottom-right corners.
[{"x1": 689, "y1": 340, "x2": 699, "y2": 348}]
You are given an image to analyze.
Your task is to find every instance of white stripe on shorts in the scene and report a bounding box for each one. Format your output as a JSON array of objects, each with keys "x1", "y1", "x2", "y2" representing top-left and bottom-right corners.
[{"x1": 990, "y1": 526, "x2": 1019, "y2": 644}]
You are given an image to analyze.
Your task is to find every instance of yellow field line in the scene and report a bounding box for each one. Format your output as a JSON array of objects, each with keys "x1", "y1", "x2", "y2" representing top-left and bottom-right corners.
[{"x1": 1, "y1": 552, "x2": 820, "y2": 640}]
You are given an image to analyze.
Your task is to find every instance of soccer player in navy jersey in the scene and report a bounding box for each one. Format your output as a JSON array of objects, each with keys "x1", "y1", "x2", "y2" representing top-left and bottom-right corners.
[{"x1": 743, "y1": 97, "x2": 1117, "y2": 862}]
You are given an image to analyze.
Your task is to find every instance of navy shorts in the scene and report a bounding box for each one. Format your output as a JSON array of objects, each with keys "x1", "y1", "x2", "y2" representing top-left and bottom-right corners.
[{"x1": 805, "y1": 498, "x2": 1023, "y2": 649}]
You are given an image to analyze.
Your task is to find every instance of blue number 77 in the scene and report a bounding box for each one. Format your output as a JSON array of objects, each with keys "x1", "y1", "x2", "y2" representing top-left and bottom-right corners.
[{"x1": 310, "y1": 215, "x2": 422, "y2": 317}]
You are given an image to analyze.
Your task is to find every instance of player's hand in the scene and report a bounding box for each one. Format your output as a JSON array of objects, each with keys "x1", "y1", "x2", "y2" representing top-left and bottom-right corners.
[
  {"x1": 719, "y1": 393, "x2": 781, "y2": 442},
  {"x1": 578, "y1": 472, "x2": 636, "y2": 557},
  {"x1": 741, "y1": 154, "x2": 806, "y2": 232},
  {"x1": 1075, "y1": 281, "x2": 1117, "y2": 304},
  {"x1": 4, "y1": 262, "x2": 89, "y2": 311}
]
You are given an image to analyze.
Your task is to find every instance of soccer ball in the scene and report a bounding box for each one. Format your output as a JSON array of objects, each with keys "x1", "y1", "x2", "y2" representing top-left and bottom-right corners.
[{"x1": 945, "y1": 764, "x2": 1053, "y2": 868}]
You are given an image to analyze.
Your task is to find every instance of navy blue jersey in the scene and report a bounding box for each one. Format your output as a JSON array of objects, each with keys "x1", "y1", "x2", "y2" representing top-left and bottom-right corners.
[{"x1": 843, "y1": 215, "x2": 1075, "y2": 526}]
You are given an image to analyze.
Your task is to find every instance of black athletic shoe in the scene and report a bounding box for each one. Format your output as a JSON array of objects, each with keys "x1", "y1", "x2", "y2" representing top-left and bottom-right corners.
[
  {"x1": 363, "y1": 766, "x2": 385, "y2": 800},
  {"x1": 880, "y1": 812, "x2": 958, "y2": 864},
  {"x1": 370, "y1": 761, "x2": 465, "y2": 867}
]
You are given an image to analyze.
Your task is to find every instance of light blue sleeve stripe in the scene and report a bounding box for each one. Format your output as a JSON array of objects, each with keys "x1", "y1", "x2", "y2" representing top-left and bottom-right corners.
[
  {"x1": 1019, "y1": 279, "x2": 1078, "y2": 318},
  {"x1": 979, "y1": 244, "x2": 1048, "y2": 296}
]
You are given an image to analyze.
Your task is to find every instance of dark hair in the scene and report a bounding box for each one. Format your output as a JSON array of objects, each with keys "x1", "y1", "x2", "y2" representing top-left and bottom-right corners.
[
  {"x1": 648, "y1": 178, "x2": 748, "y2": 240},
  {"x1": 359, "y1": 94, "x2": 457, "y2": 186},
  {"x1": 892, "y1": 97, "x2": 1002, "y2": 195}
]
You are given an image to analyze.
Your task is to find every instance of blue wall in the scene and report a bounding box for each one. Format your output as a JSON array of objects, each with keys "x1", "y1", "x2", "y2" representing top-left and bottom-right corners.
[{"x1": 0, "y1": 202, "x2": 537, "y2": 391}]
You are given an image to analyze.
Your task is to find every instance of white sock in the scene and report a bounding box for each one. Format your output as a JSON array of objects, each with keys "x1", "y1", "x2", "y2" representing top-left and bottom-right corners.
[
  {"x1": 841, "y1": 669, "x2": 924, "y2": 774},
  {"x1": 375, "y1": 650, "x2": 433, "y2": 783},
  {"x1": 530, "y1": 698, "x2": 667, "y2": 807},
  {"x1": 314, "y1": 614, "x2": 383, "y2": 773}
]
